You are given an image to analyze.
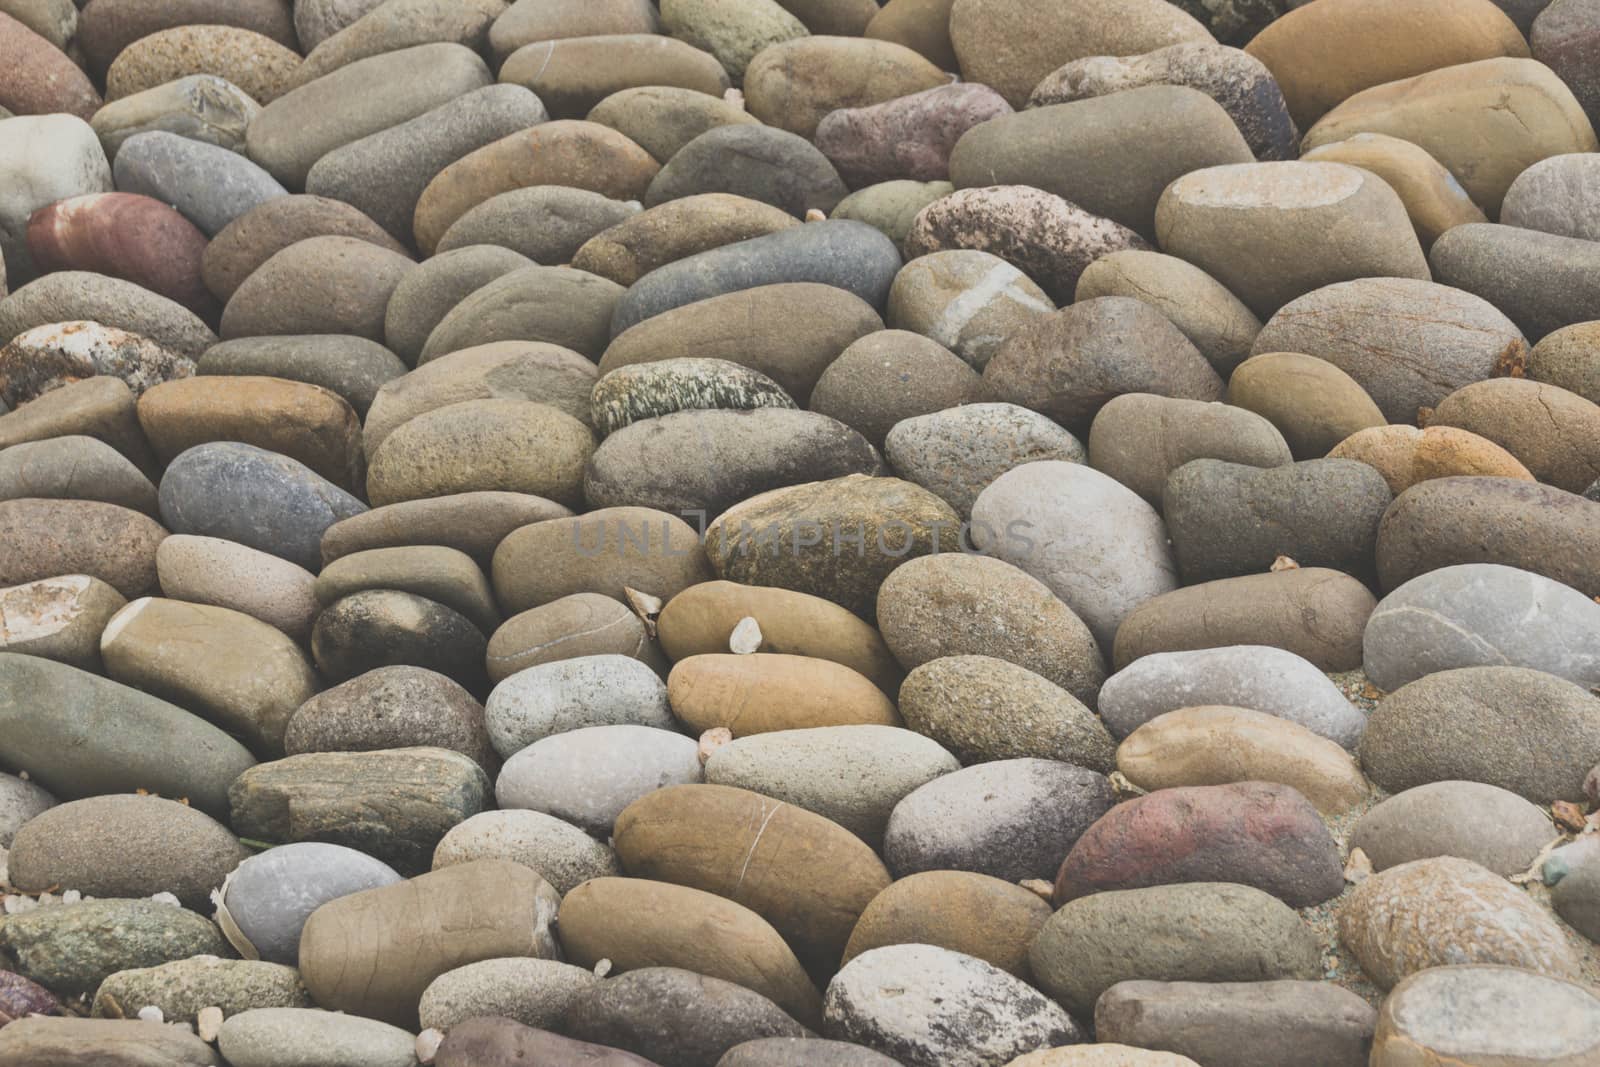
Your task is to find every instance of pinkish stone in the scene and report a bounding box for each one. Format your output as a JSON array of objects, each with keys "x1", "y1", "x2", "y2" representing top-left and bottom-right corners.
[
  {"x1": 1054, "y1": 780, "x2": 1345, "y2": 908},
  {"x1": 0, "y1": 321, "x2": 195, "y2": 408},
  {"x1": 815, "y1": 82, "x2": 1014, "y2": 187},
  {"x1": 27, "y1": 193, "x2": 215, "y2": 318},
  {"x1": 0, "y1": 12, "x2": 103, "y2": 120},
  {"x1": 904, "y1": 184, "x2": 1149, "y2": 302}
]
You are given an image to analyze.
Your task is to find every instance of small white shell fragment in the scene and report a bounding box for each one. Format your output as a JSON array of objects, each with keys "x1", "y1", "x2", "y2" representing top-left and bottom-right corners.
[
  {"x1": 698, "y1": 727, "x2": 733, "y2": 764},
  {"x1": 198, "y1": 1006, "x2": 223, "y2": 1042},
  {"x1": 729, "y1": 616, "x2": 762, "y2": 654},
  {"x1": 594, "y1": 958, "x2": 613, "y2": 978},
  {"x1": 150, "y1": 892, "x2": 181, "y2": 907},
  {"x1": 137, "y1": 1006, "x2": 164, "y2": 1023},
  {"x1": 417, "y1": 1028, "x2": 443, "y2": 1064}
]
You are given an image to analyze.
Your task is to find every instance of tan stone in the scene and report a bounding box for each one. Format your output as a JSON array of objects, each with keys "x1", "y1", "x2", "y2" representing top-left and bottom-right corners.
[
  {"x1": 743, "y1": 36, "x2": 947, "y2": 139},
  {"x1": 667, "y1": 652, "x2": 900, "y2": 735},
  {"x1": 557, "y1": 877, "x2": 821, "y2": 1026},
  {"x1": 1328, "y1": 423, "x2": 1534, "y2": 494},
  {"x1": 1006, "y1": 1045, "x2": 1199, "y2": 1066},
  {"x1": 0, "y1": 376, "x2": 158, "y2": 478},
  {"x1": 948, "y1": 0, "x2": 1211, "y2": 109},
  {"x1": 1369, "y1": 965, "x2": 1600, "y2": 1067},
  {"x1": 572, "y1": 194, "x2": 798, "y2": 287},
  {"x1": 1302, "y1": 133, "x2": 1488, "y2": 249},
  {"x1": 1244, "y1": 0, "x2": 1529, "y2": 130},
  {"x1": 137, "y1": 376, "x2": 363, "y2": 491},
  {"x1": 156, "y1": 534, "x2": 319, "y2": 642},
  {"x1": 316, "y1": 546, "x2": 499, "y2": 634},
  {"x1": 0, "y1": 574, "x2": 125, "y2": 671},
  {"x1": 499, "y1": 34, "x2": 730, "y2": 120},
  {"x1": 106, "y1": 25, "x2": 303, "y2": 104},
  {"x1": 1430, "y1": 377, "x2": 1600, "y2": 494},
  {"x1": 412, "y1": 120, "x2": 658, "y2": 253},
  {"x1": 0, "y1": 498, "x2": 166, "y2": 599},
  {"x1": 488, "y1": 0, "x2": 659, "y2": 63},
  {"x1": 487, "y1": 593, "x2": 666, "y2": 684},
  {"x1": 320, "y1": 491, "x2": 573, "y2": 568},
  {"x1": 491, "y1": 507, "x2": 712, "y2": 613},
  {"x1": 613, "y1": 782, "x2": 892, "y2": 976},
  {"x1": 100, "y1": 597, "x2": 317, "y2": 756},
  {"x1": 1074, "y1": 250, "x2": 1260, "y2": 376},
  {"x1": 585, "y1": 85, "x2": 760, "y2": 165},
  {"x1": 844, "y1": 869, "x2": 1049, "y2": 980},
  {"x1": 1227, "y1": 352, "x2": 1386, "y2": 460},
  {"x1": 1302, "y1": 58, "x2": 1599, "y2": 218},
  {"x1": 658, "y1": 580, "x2": 901, "y2": 693},
  {"x1": 866, "y1": 0, "x2": 958, "y2": 70},
  {"x1": 1118, "y1": 705, "x2": 1371, "y2": 814}
]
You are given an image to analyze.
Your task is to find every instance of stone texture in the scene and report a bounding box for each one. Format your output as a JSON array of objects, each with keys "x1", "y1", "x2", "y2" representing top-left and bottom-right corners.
[
  {"x1": 0, "y1": 321, "x2": 194, "y2": 410},
  {"x1": 816, "y1": 83, "x2": 1013, "y2": 187},
  {"x1": 842, "y1": 869, "x2": 1049, "y2": 979},
  {"x1": 1433, "y1": 222, "x2": 1600, "y2": 342},
  {"x1": 0, "y1": 11, "x2": 101, "y2": 119},
  {"x1": 154, "y1": 534, "x2": 316, "y2": 641},
  {"x1": 1430, "y1": 377, "x2": 1600, "y2": 494},
  {"x1": 419, "y1": 957, "x2": 599, "y2": 1033},
  {"x1": 1338, "y1": 856, "x2": 1582, "y2": 988},
  {"x1": 1075, "y1": 250, "x2": 1261, "y2": 376},
  {"x1": 0, "y1": 271, "x2": 215, "y2": 360},
  {"x1": 0, "y1": 114, "x2": 113, "y2": 285},
  {"x1": 419, "y1": 265, "x2": 623, "y2": 363},
  {"x1": 1369, "y1": 965, "x2": 1600, "y2": 1067},
  {"x1": 105, "y1": 25, "x2": 302, "y2": 104},
  {"x1": 113, "y1": 131, "x2": 287, "y2": 239},
  {"x1": 885, "y1": 250, "x2": 1054, "y2": 372},
  {"x1": 78, "y1": 0, "x2": 297, "y2": 73},
  {"x1": 0, "y1": 574, "x2": 125, "y2": 673},
  {"x1": 648, "y1": 124, "x2": 846, "y2": 218},
  {"x1": 288, "y1": 665, "x2": 494, "y2": 770},
  {"x1": 587, "y1": 84, "x2": 759, "y2": 165},
  {"x1": 1531, "y1": 320, "x2": 1600, "y2": 405},
  {"x1": 484, "y1": 653, "x2": 672, "y2": 757},
  {"x1": 1350, "y1": 781, "x2": 1556, "y2": 876},
  {"x1": 0, "y1": 498, "x2": 165, "y2": 600},
  {"x1": 884, "y1": 402, "x2": 1084, "y2": 516},
  {"x1": 90, "y1": 75, "x2": 260, "y2": 162},
  {"x1": 742, "y1": 36, "x2": 945, "y2": 140},
  {"x1": 575, "y1": 193, "x2": 796, "y2": 288},
  {"x1": 0, "y1": 898, "x2": 229, "y2": 998},
  {"x1": 810, "y1": 330, "x2": 987, "y2": 447},
  {"x1": 434, "y1": 1016, "x2": 658, "y2": 1067},
  {"x1": 497, "y1": 724, "x2": 702, "y2": 835},
  {"x1": 216, "y1": 1008, "x2": 418, "y2": 1067},
  {"x1": 492, "y1": 507, "x2": 711, "y2": 613},
  {"x1": 221, "y1": 235, "x2": 414, "y2": 344},
  {"x1": 439, "y1": 185, "x2": 637, "y2": 263},
  {"x1": 431, "y1": 808, "x2": 621, "y2": 895},
  {"x1": 1087, "y1": 393, "x2": 1290, "y2": 506},
  {"x1": 202, "y1": 194, "x2": 409, "y2": 304},
  {"x1": 216, "y1": 841, "x2": 402, "y2": 965},
  {"x1": 26, "y1": 193, "x2": 213, "y2": 318},
  {"x1": 0, "y1": 434, "x2": 158, "y2": 515},
  {"x1": 323, "y1": 491, "x2": 570, "y2": 569},
  {"x1": 590, "y1": 358, "x2": 795, "y2": 436},
  {"x1": 660, "y1": 0, "x2": 807, "y2": 81},
  {"x1": 291, "y1": 0, "x2": 504, "y2": 85},
  {"x1": 668, "y1": 653, "x2": 899, "y2": 736},
  {"x1": 198, "y1": 335, "x2": 406, "y2": 418},
  {"x1": 91, "y1": 958, "x2": 310, "y2": 1024},
  {"x1": 486, "y1": 593, "x2": 661, "y2": 685},
  {"x1": 500, "y1": 33, "x2": 730, "y2": 122},
  {"x1": 311, "y1": 589, "x2": 488, "y2": 692},
  {"x1": 1329, "y1": 423, "x2": 1535, "y2": 496},
  {"x1": 1302, "y1": 133, "x2": 1487, "y2": 250},
  {"x1": 0, "y1": 1016, "x2": 222, "y2": 1066}
]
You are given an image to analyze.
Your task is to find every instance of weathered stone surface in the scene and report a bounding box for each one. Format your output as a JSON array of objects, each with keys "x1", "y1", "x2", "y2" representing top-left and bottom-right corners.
[
  {"x1": 864, "y1": 0, "x2": 958, "y2": 69},
  {"x1": 498, "y1": 724, "x2": 702, "y2": 834},
  {"x1": 0, "y1": 271, "x2": 215, "y2": 360},
  {"x1": 574, "y1": 194, "x2": 796, "y2": 289},
  {"x1": 289, "y1": 665, "x2": 494, "y2": 770},
  {"x1": 1165, "y1": 458, "x2": 1392, "y2": 584},
  {"x1": 492, "y1": 507, "x2": 712, "y2": 613},
  {"x1": 292, "y1": 0, "x2": 504, "y2": 85},
  {"x1": 884, "y1": 402, "x2": 1082, "y2": 516},
  {"x1": 0, "y1": 0, "x2": 76, "y2": 50},
  {"x1": 501, "y1": 33, "x2": 729, "y2": 122},
  {"x1": 78, "y1": 0, "x2": 297, "y2": 74},
  {"x1": 817, "y1": 83, "x2": 1012, "y2": 187},
  {"x1": 439, "y1": 185, "x2": 636, "y2": 264},
  {"x1": 420, "y1": 957, "x2": 599, "y2": 1033},
  {"x1": 431, "y1": 808, "x2": 621, "y2": 894},
  {"x1": 721, "y1": 1036, "x2": 901, "y2": 1067},
  {"x1": 614, "y1": 783, "x2": 892, "y2": 977},
  {"x1": 1359, "y1": 665, "x2": 1600, "y2": 803},
  {"x1": 1350, "y1": 781, "x2": 1555, "y2": 876},
  {"x1": 1075, "y1": 250, "x2": 1260, "y2": 377},
  {"x1": 1118, "y1": 706, "x2": 1370, "y2": 814},
  {"x1": 1094, "y1": 980, "x2": 1377, "y2": 1067},
  {"x1": 742, "y1": 36, "x2": 945, "y2": 140},
  {"x1": 558, "y1": 877, "x2": 821, "y2": 1026},
  {"x1": 886, "y1": 250, "x2": 1055, "y2": 371},
  {"x1": 0, "y1": 434, "x2": 157, "y2": 515},
  {"x1": 1339, "y1": 856, "x2": 1582, "y2": 988},
  {"x1": 322, "y1": 491, "x2": 571, "y2": 569},
  {"x1": 202, "y1": 194, "x2": 409, "y2": 303},
  {"x1": 0, "y1": 1016, "x2": 222, "y2": 1066},
  {"x1": 217, "y1": 841, "x2": 402, "y2": 965},
  {"x1": 0, "y1": 498, "x2": 165, "y2": 600},
  {"x1": 1365, "y1": 563, "x2": 1600, "y2": 692},
  {"x1": 1431, "y1": 377, "x2": 1600, "y2": 494},
  {"x1": 316, "y1": 545, "x2": 498, "y2": 634},
  {"x1": 1055, "y1": 781, "x2": 1344, "y2": 907},
  {"x1": 159, "y1": 441, "x2": 366, "y2": 573},
  {"x1": 658, "y1": 581, "x2": 900, "y2": 693},
  {"x1": 198, "y1": 335, "x2": 406, "y2": 419},
  {"x1": 0, "y1": 898, "x2": 229, "y2": 998},
  {"x1": 113, "y1": 131, "x2": 287, "y2": 239},
  {"x1": 591, "y1": 358, "x2": 796, "y2": 436},
  {"x1": 311, "y1": 589, "x2": 488, "y2": 692},
  {"x1": 612, "y1": 220, "x2": 901, "y2": 336},
  {"x1": 383, "y1": 247, "x2": 532, "y2": 366},
  {"x1": 90, "y1": 75, "x2": 260, "y2": 162},
  {"x1": 485, "y1": 653, "x2": 670, "y2": 756},
  {"x1": 1329, "y1": 422, "x2": 1534, "y2": 496},
  {"x1": 1302, "y1": 58, "x2": 1597, "y2": 217},
  {"x1": 1244, "y1": 0, "x2": 1528, "y2": 129},
  {"x1": 1376, "y1": 476, "x2": 1600, "y2": 597},
  {"x1": 704, "y1": 475, "x2": 957, "y2": 619},
  {"x1": 1531, "y1": 320, "x2": 1600, "y2": 405},
  {"x1": 1087, "y1": 393, "x2": 1290, "y2": 507},
  {"x1": 587, "y1": 84, "x2": 759, "y2": 164},
  {"x1": 660, "y1": 0, "x2": 807, "y2": 81},
  {"x1": 1031, "y1": 42, "x2": 1298, "y2": 162},
  {"x1": 812, "y1": 330, "x2": 986, "y2": 446},
  {"x1": 1114, "y1": 567, "x2": 1374, "y2": 672},
  {"x1": 1099, "y1": 644, "x2": 1368, "y2": 749},
  {"x1": 1155, "y1": 161, "x2": 1429, "y2": 319},
  {"x1": 435, "y1": 1015, "x2": 658, "y2": 1067},
  {"x1": 1435, "y1": 222, "x2": 1600, "y2": 342},
  {"x1": 904, "y1": 185, "x2": 1151, "y2": 303},
  {"x1": 1302, "y1": 133, "x2": 1487, "y2": 250},
  {"x1": 0, "y1": 321, "x2": 194, "y2": 410},
  {"x1": 306, "y1": 83, "x2": 549, "y2": 247},
  {"x1": 26, "y1": 193, "x2": 213, "y2": 318},
  {"x1": 842, "y1": 869, "x2": 1049, "y2": 980},
  {"x1": 947, "y1": 0, "x2": 1211, "y2": 108},
  {"x1": 419, "y1": 265, "x2": 623, "y2": 363},
  {"x1": 1369, "y1": 965, "x2": 1600, "y2": 1067},
  {"x1": 566, "y1": 967, "x2": 810, "y2": 1067},
  {"x1": 824, "y1": 945, "x2": 1081, "y2": 1067},
  {"x1": 970, "y1": 461, "x2": 1177, "y2": 650},
  {"x1": 246, "y1": 43, "x2": 493, "y2": 189},
  {"x1": 1227, "y1": 351, "x2": 1385, "y2": 461},
  {"x1": 0, "y1": 114, "x2": 113, "y2": 285},
  {"x1": 486, "y1": 592, "x2": 662, "y2": 685},
  {"x1": 217, "y1": 1009, "x2": 418, "y2": 1067},
  {"x1": 221, "y1": 235, "x2": 414, "y2": 344},
  {"x1": 669, "y1": 653, "x2": 898, "y2": 737},
  {"x1": 0, "y1": 12, "x2": 101, "y2": 119},
  {"x1": 1030, "y1": 882, "x2": 1321, "y2": 1017},
  {"x1": 648, "y1": 125, "x2": 846, "y2": 219},
  {"x1": 91, "y1": 958, "x2": 310, "y2": 1024},
  {"x1": 0, "y1": 574, "x2": 125, "y2": 672},
  {"x1": 586, "y1": 408, "x2": 878, "y2": 517},
  {"x1": 106, "y1": 25, "x2": 301, "y2": 104},
  {"x1": 229, "y1": 747, "x2": 490, "y2": 875},
  {"x1": 601, "y1": 282, "x2": 882, "y2": 404}
]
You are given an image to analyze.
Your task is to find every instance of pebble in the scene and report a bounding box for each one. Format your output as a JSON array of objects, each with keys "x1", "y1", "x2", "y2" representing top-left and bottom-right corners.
[
  {"x1": 485, "y1": 593, "x2": 661, "y2": 685},
  {"x1": 419, "y1": 265, "x2": 623, "y2": 364},
  {"x1": 90, "y1": 75, "x2": 261, "y2": 162},
  {"x1": 0, "y1": 12, "x2": 101, "y2": 120},
  {"x1": 491, "y1": 507, "x2": 711, "y2": 614},
  {"x1": 818, "y1": 83, "x2": 1013, "y2": 188},
  {"x1": 0, "y1": 772, "x2": 55, "y2": 848},
  {"x1": 502, "y1": 35, "x2": 730, "y2": 122},
  {"x1": 311, "y1": 589, "x2": 489, "y2": 691},
  {"x1": 201, "y1": 194, "x2": 410, "y2": 304},
  {"x1": 885, "y1": 250, "x2": 1055, "y2": 371},
  {"x1": 112, "y1": 131, "x2": 287, "y2": 238},
  {"x1": 419, "y1": 957, "x2": 598, "y2": 1033},
  {"x1": 496, "y1": 723, "x2": 702, "y2": 834},
  {"x1": 433, "y1": 1015, "x2": 657, "y2": 1067},
  {"x1": 1370, "y1": 965, "x2": 1600, "y2": 1066},
  {"x1": 0, "y1": 1015, "x2": 223, "y2": 1065},
  {"x1": 78, "y1": 0, "x2": 298, "y2": 73},
  {"x1": 217, "y1": 1008, "x2": 419, "y2": 1067},
  {"x1": 842, "y1": 869, "x2": 1050, "y2": 980},
  {"x1": 287, "y1": 665, "x2": 495, "y2": 770},
  {"x1": 0, "y1": 898, "x2": 229, "y2": 997},
  {"x1": 1301, "y1": 133, "x2": 1487, "y2": 250},
  {"x1": 660, "y1": 0, "x2": 808, "y2": 81},
  {"x1": 292, "y1": 0, "x2": 503, "y2": 86},
  {"x1": 0, "y1": 574, "x2": 124, "y2": 672},
  {"x1": 1432, "y1": 377, "x2": 1600, "y2": 493},
  {"x1": 430, "y1": 808, "x2": 621, "y2": 894},
  {"x1": 1231, "y1": 352, "x2": 1383, "y2": 460},
  {"x1": 1074, "y1": 250, "x2": 1261, "y2": 376},
  {"x1": 649, "y1": 125, "x2": 847, "y2": 218},
  {"x1": 91, "y1": 957, "x2": 311, "y2": 1024},
  {"x1": 105, "y1": 25, "x2": 302, "y2": 105},
  {"x1": 0, "y1": 271, "x2": 215, "y2": 359},
  {"x1": 1350, "y1": 780, "x2": 1556, "y2": 877},
  {"x1": 1, "y1": 321, "x2": 193, "y2": 408},
  {"x1": 1328, "y1": 423, "x2": 1534, "y2": 494},
  {"x1": 216, "y1": 842, "x2": 403, "y2": 965},
  {"x1": 590, "y1": 358, "x2": 796, "y2": 436},
  {"x1": 0, "y1": 433, "x2": 159, "y2": 515},
  {"x1": 0, "y1": 115, "x2": 113, "y2": 285},
  {"x1": 484, "y1": 654, "x2": 673, "y2": 758},
  {"x1": 1088, "y1": 393, "x2": 1290, "y2": 507}
]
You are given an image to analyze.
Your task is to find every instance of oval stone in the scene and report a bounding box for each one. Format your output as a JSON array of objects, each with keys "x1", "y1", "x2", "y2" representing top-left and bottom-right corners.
[
  {"x1": 0, "y1": 498, "x2": 165, "y2": 600},
  {"x1": 1087, "y1": 393, "x2": 1290, "y2": 508},
  {"x1": 842, "y1": 870, "x2": 1051, "y2": 979},
  {"x1": 1431, "y1": 377, "x2": 1600, "y2": 494},
  {"x1": 322, "y1": 491, "x2": 571, "y2": 570},
  {"x1": 884, "y1": 402, "x2": 1086, "y2": 516},
  {"x1": 220, "y1": 234, "x2": 415, "y2": 343},
  {"x1": 0, "y1": 899, "x2": 228, "y2": 999},
  {"x1": 492, "y1": 507, "x2": 712, "y2": 613},
  {"x1": 573, "y1": 193, "x2": 797, "y2": 288},
  {"x1": 500, "y1": 33, "x2": 730, "y2": 121},
  {"x1": 886, "y1": 249, "x2": 1056, "y2": 372},
  {"x1": 816, "y1": 82, "x2": 1014, "y2": 187},
  {"x1": 26, "y1": 192, "x2": 213, "y2": 317},
  {"x1": 90, "y1": 75, "x2": 259, "y2": 162},
  {"x1": 497, "y1": 723, "x2": 701, "y2": 834},
  {"x1": 419, "y1": 265, "x2": 623, "y2": 363},
  {"x1": 0, "y1": 321, "x2": 193, "y2": 409},
  {"x1": 286, "y1": 665, "x2": 494, "y2": 771},
  {"x1": 590, "y1": 358, "x2": 796, "y2": 436},
  {"x1": 0, "y1": 271, "x2": 216, "y2": 359},
  {"x1": 486, "y1": 593, "x2": 662, "y2": 685},
  {"x1": 1329, "y1": 423, "x2": 1534, "y2": 496},
  {"x1": 0, "y1": 574, "x2": 126, "y2": 672},
  {"x1": 743, "y1": 36, "x2": 947, "y2": 139},
  {"x1": 431, "y1": 808, "x2": 621, "y2": 895},
  {"x1": 218, "y1": 842, "x2": 403, "y2": 964},
  {"x1": 668, "y1": 653, "x2": 900, "y2": 736},
  {"x1": 202, "y1": 194, "x2": 410, "y2": 304},
  {"x1": 1350, "y1": 781, "x2": 1556, "y2": 876},
  {"x1": 1370, "y1": 965, "x2": 1600, "y2": 1067},
  {"x1": 646, "y1": 124, "x2": 847, "y2": 218},
  {"x1": 485, "y1": 654, "x2": 673, "y2": 758}
]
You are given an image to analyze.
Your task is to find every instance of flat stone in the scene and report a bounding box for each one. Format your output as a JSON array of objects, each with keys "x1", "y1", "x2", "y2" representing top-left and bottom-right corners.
[
  {"x1": 1364, "y1": 562, "x2": 1600, "y2": 692},
  {"x1": 0, "y1": 114, "x2": 113, "y2": 285},
  {"x1": 217, "y1": 1008, "x2": 418, "y2": 1067},
  {"x1": 91, "y1": 958, "x2": 310, "y2": 1024},
  {"x1": 492, "y1": 507, "x2": 711, "y2": 613},
  {"x1": 1339, "y1": 856, "x2": 1582, "y2": 988},
  {"x1": 0, "y1": 898, "x2": 228, "y2": 998},
  {"x1": 202, "y1": 194, "x2": 410, "y2": 304},
  {"x1": 315, "y1": 546, "x2": 499, "y2": 634},
  {"x1": 1098, "y1": 644, "x2": 1368, "y2": 749},
  {"x1": 573, "y1": 192, "x2": 796, "y2": 288},
  {"x1": 1369, "y1": 965, "x2": 1600, "y2": 1066},
  {"x1": 322, "y1": 491, "x2": 571, "y2": 569},
  {"x1": 1029, "y1": 882, "x2": 1321, "y2": 1017},
  {"x1": 883, "y1": 758, "x2": 1113, "y2": 883},
  {"x1": 158, "y1": 441, "x2": 366, "y2": 573},
  {"x1": 904, "y1": 185, "x2": 1150, "y2": 303},
  {"x1": 1118, "y1": 705, "x2": 1371, "y2": 814},
  {"x1": 431, "y1": 808, "x2": 620, "y2": 895},
  {"x1": 816, "y1": 82, "x2": 1013, "y2": 187},
  {"x1": 420, "y1": 957, "x2": 599, "y2": 1033},
  {"x1": 305, "y1": 83, "x2": 549, "y2": 246},
  {"x1": 292, "y1": 0, "x2": 503, "y2": 85},
  {"x1": 704, "y1": 725, "x2": 958, "y2": 846},
  {"x1": 1359, "y1": 665, "x2": 1600, "y2": 804},
  {"x1": 90, "y1": 75, "x2": 260, "y2": 163},
  {"x1": 287, "y1": 665, "x2": 494, "y2": 771},
  {"x1": 0, "y1": 270, "x2": 216, "y2": 359},
  {"x1": 500, "y1": 33, "x2": 730, "y2": 122},
  {"x1": 823, "y1": 945, "x2": 1081, "y2": 1067},
  {"x1": 418, "y1": 265, "x2": 623, "y2": 363},
  {"x1": 0, "y1": 434, "x2": 158, "y2": 515},
  {"x1": 216, "y1": 841, "x2": 402, "y2": 965},
  {"x1": 112, "y1": 131, "x2": 287, "y2": 238},
  {"x1": 0, "y1": 497, "x2": 166, "y2": 600},
  {"x1": 1351, "y1": 780, "x2": 1556, "y2": 876},
  {"x1": 311, "y1": 590, "x2": 488, "y2": 693},
  {"x1": 496, "y1": 723, "x2": 702, "y2": 834},
  {"x1": 1086, "y1": 393, "x2": 1290, "y2": 508},
  {"x1": 0, "y1": 1016, "x2": 221, "y2": 1066},
  {"x1": 969, "y1": 460, "x2": 1178, "y2": 650},
  {"x1": 486, "y1": 593, "x2": 663, "y2": 685},
  {"x1": 229, "y1": 747, "x2": 490, "y2": 875}
]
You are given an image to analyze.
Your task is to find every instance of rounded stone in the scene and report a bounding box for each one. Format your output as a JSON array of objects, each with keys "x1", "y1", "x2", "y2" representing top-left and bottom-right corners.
[
  {"x1": 659, "y1": 0, "x2": 808, "y2": 80},
  {"x1": 382, "y1": 246, "x2": 534, "y2": 366},
  {"x1": 1359, "y1": 665, "x2": 1600, "y2": 804},
  {"x1": 1369, "y1": 965, "x2": 1600, "y2": 1067},
  {"x1": 0, "y1": 321, "x2": 194, "y2": 409},
  {"x1": 314, "y1": 546, "x2": 498, "y2": 634},
  {"x1": 721, "y1": 1037, "x2": 903, "y2": 1067},
  {"x1": 420, "y1": 265, "x2": 623, "y2": 364},
  {"x1": 286, "y1": 665, "x2": 494, "y2": 771},
  {"x1": 743, "y1": 36, "x2": 946, "y2": 139},
  {"x1": 591, "y1": 358, "x2": 796, "y2": 437},
  {"x1": 0, "y1": 574, "x2": 126, "y2": 673},
  {"x1": 290, "y1": 0, "x2": 505, "y2": 85},
  {"x1": 1226, "y1": 352, "x2": 1385, "y2": 461},
  {"x1": 703, "y1": 724, "x2": 959, "y2": 846},
  {"x1": 574, "y1": 193, "x2": 797, "y2": 288},
  {"x1": 431, "y1": 808, "x2": 621, "y2": 895},
  {"x1": 885, "y1": 249, "x2": 1055, "y2": 372},
  {"x1": 1117, "y1": 706, "x2": 1371, "y2": 815},
  {"x1": 864, "y1": 0, "x2": 959, "y2": 69},
  {"x1": 1098, "y1": 644, "x2": 1368, "y2": 749},
  {"x1": 0, "y1": 498, "x2": 166, "y2": 600},
  {"x1": 811, "y1": 330, "x2": 986, "y2": 447},
  {"x1": 220, "y1": 235, "x2": 415, "y2": 344},
  {"x1": 832, "y1": 179, "x2": 953, "y2": 253},
  {"x1": 586, "y1": 85, "x2": 760, "y2": 167},
  {"x1": 202, "y1": 194, "x2": 410, "y2": 304},
  {"x1": 484, "y1": 654, "x2": 673, "y2": 758},
  {"x1": 105, "y1": 25, "x2": 302, "y2": 104},
  {"x1": 1436, "y1": 223, "x2": 1600, "y2": 343},
  {"x1": 883, "y1": 757, "x2": 1113, "y2": 883},
  {"x1": 816, "y1": 82, "x2": 1014, "y2": 188},
  {"x1": 1504, "y1": 151, "x2": 1600, "y2": 242},
  {"x1": 1350, "y1": 781, "x2": 1556, "y2": 876},
  {"x1": 312, "y1": 590, "x2": 489, "y2": 691},
  {"x1": 1086, "y1": 393, "x2": 1291, "y2": 507},
  {"x1": 1338, "y1": 856, "x2": 1583, "y2": 989},
  {"x1": 7, "y1": 794, "x2": 247, "y2": 908},
  {"x1": 322, "y1": 491, "x2": 572, "y2": 570},
  {"x1": 78, "y1": 0, "x2": 298, "y2": 73},
  {"x1": 500, "y1": 33, "x2": 730, "y2": 122},
  {"x1": 1430, "y1": 377, "x2": 1600, "y2": 494},
  {"x1": 437, "y1": 185, "x2": 639, "y2": 265},
  {"x1": 842, "y1": 869, "x2": 1050, "y2": 979},
  {"x1": 90, "y1": 957, "x2": 311, "y2": 1025},
  {"x1": 0, "y1": 114, "x2": 114, "y2": 286},
  {"x1": 1530, "y1": 320, "x2": 1600, "y2": 405},
  {"x1": 486, "y1": 593, "x2": 663, "y2": 686},
  {"x1": 1328, "y1": 423, "x2": 1534, "y2": 495},
  {"x1": 668, "y1": 653, "x2": 900, "y2": 736},
  {"x1": 0, "y1": 898, "x2": 229, "y2": 999},
  {"x1": 647, "y1": 124, "x2": 848, "y2": 219},
  {"x1": 198, "y1": 335, "x2": 408, "y2": 418},
  {"x1": 1301, "y1": 133, "x2": 1487, "y2": 250},
  {"x1": 26, "y1": 193, "x2": 213, "y2": 318},
  {"x1": 420, "y1": 957, "x2": 600, "y2": 1033},
  {"x1": 492, "y1": 507, "x2": 712, "y2": 614},
  {"x1": 496, "y1": 723, "x2": 701, "y2": 834},
  {"x1": 90, "y1": 75, "x2": 260, "y2": 162},
  {"x1": 884, "y1": 402, "x2": 1085, "y2": 516},
  {"x1": 0, "y1": 434, "x2": 158, "y2": 515},
  {"x1": 0, "y1": 12, "x2": 101, "y2": 120},
  {"x1": 217, "y1": 1008, "x2": 418, "y2": 1067},
  {"x1": 0, "y1": 1017, "x2": 223, "y2": 1066},
  {"x1": 0, "y1": 271, "x2": 216, "y2": 360},
  {"x1": 217, "y1": 842, "x2": 403, "y2": 964}
]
